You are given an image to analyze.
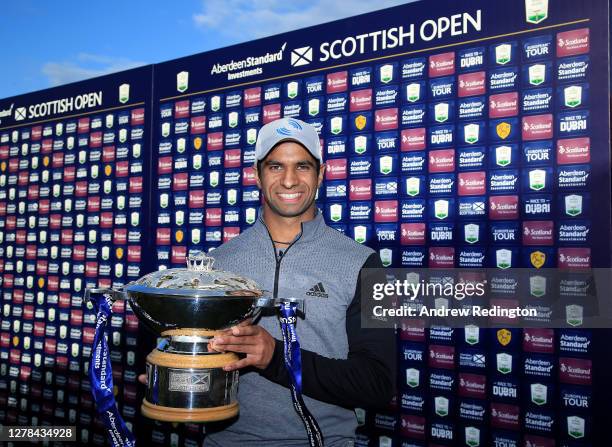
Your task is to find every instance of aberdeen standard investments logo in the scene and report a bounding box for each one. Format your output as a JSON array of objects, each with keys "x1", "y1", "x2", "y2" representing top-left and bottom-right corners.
[
  {"x1": 0, "y1": 103, "x2": 15, "y2": 123},
  {"x1": 210, "y1": 43, "x2": 286, "y2": 80}
]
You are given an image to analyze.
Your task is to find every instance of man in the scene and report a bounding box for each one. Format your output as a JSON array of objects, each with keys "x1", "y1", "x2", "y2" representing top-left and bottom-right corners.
[{"x1": 203, "y1": 117, "x2": 396, "y2": 446}]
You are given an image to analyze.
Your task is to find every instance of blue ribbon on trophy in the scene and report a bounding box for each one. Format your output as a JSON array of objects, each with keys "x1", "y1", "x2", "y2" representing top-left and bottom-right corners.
[
  {"x1": 89, "y1": 292, "x2": 137, "y2": 447},
  {"x1": 278, "y1": 301, "x2": 323, "y2": 447}
]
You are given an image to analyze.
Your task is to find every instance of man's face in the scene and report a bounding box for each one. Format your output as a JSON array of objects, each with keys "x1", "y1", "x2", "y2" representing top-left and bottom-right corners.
[{"x1": 256, "y1": 141, "x2": 324, "y2": 218}]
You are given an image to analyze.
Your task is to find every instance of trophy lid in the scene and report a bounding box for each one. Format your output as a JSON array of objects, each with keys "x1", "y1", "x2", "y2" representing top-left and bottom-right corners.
[{"x1": 128, "y1": 251, "x2": 262, "y2": 298}]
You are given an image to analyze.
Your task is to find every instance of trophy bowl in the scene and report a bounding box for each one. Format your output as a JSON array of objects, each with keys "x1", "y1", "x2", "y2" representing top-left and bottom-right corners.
[{"x1": 86, "y1": 253, "x2": 272, "y2": 423}]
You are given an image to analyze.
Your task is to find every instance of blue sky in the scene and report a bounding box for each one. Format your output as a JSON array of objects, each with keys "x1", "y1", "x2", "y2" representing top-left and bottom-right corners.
[{"x1": 0, "y1": 0, "x2": 413, "y2": 100}]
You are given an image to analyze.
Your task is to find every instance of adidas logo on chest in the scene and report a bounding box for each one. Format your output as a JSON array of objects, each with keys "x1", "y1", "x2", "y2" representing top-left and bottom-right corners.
[{"x1": 306, "y1": 282, "x2": 329, "y2": 298}]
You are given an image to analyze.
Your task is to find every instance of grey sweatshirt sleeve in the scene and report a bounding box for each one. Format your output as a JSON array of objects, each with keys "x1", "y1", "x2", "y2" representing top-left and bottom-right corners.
[{"x1": 259, "y1": 252, "x2": 396, "y2": 409}]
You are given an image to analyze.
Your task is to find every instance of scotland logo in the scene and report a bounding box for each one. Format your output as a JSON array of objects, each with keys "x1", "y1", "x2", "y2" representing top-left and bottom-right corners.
[{"x1": 14, "y1": 106, "x2": 26, "y2": 121}]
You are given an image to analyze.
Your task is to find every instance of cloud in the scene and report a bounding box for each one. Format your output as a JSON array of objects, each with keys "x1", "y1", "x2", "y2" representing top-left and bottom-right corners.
[
  {"x1": 42, "y1": 53, "x2": 146, "y2": 86},
  {"x1": 193, "y1": 0, "x2": 415, "y2": 41}
]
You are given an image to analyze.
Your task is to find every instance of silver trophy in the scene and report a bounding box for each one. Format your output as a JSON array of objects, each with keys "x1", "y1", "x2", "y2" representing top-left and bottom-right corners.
[{"x1": 85, "y1": 252, "x2": 288, "y2": 423}]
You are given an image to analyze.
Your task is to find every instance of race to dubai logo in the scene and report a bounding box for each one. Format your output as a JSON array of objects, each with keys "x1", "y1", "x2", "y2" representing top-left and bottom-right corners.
[
  {"x1": 177, "y1": 71, "x2": 189, "y2": 93},
  {"x1": 525, "y1": 0, "x2": 548, "y2": 24}
]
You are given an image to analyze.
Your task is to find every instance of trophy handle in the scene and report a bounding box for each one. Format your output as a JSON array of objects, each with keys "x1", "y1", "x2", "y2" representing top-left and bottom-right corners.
[
  {"x1": 254, "y1": 295, "x2": 305, "y2": 315},
  {"x1": 84, "y1": 286, "x2": 128, "y2": 304},
  {"x1": 275, "y1": 297, "x2": 305, "y2": 315},
  {"x1": 255, "y1": 296, "x2": 275, "y2": 308}
]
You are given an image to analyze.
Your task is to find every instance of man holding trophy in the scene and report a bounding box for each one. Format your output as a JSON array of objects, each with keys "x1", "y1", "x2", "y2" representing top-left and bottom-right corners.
[
  {"x1": 202, "y1": 117, "x2": 396, "y2": 446},
  {"x1": 128, "y1": 117, "x2": 395, "y2": 446}
]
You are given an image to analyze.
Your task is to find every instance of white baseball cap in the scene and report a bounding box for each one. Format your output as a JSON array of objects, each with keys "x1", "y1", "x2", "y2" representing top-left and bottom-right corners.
[{"x1": 254, "y1": 118, "x2": 322, "y2": 162}]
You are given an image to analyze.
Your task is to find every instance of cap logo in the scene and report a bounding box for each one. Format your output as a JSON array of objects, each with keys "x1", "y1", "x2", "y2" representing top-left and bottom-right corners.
[{"x1": 276, "y1": 118, "x2": 303, "y2": 136}]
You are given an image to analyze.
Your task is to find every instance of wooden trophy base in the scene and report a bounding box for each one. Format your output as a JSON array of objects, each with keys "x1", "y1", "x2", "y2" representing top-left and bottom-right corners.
[
  {"x1": 141, "y1": 399, "x2": 239, "y2": 422},
  {"x1": 161, "y1": 328, "x2": 221, "y2": 337}
]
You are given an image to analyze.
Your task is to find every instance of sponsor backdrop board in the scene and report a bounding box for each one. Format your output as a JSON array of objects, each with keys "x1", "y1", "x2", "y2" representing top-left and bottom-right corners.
[
  {"x1": 0, "y1": 66, "x2": 154, "y2": 443},
  {"x1": 0, "y1": 0, "x2": 611, "y2": 445},
  {"x1": 150, "y1": 0, "x2": 609, "y2": 445}
]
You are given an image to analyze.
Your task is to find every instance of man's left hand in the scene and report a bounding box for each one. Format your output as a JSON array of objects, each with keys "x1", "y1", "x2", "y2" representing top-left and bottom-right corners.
[{"x1": 209, "y1": 323, "x2": 276, "y2": 371}]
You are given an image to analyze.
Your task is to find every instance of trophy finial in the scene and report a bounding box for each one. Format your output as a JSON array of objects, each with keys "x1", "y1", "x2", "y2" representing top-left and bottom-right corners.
[{"x1": 186, "y1": 251, "x2": 215, "y2": 271}]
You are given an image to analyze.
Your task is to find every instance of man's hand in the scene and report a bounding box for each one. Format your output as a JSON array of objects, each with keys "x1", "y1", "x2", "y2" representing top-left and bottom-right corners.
[
  {"x1": 135, "y1": 321, "x2": 274, "y2": 384},
  {"x1": 208, "y1": 323, "x2": 276, "y2": 371}
]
